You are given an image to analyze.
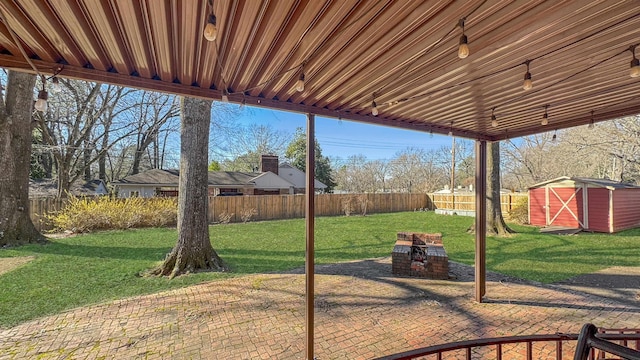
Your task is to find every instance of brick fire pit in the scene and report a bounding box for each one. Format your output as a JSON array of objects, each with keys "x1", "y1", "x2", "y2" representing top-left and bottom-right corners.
[{"x1": 391, "y1": 232, "x2": 449, "y2": 279}]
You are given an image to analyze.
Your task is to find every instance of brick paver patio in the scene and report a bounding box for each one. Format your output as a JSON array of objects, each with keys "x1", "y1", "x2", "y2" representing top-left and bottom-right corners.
[{"x1": 1, "y1": 258, "x2": 638, "y2": 359}]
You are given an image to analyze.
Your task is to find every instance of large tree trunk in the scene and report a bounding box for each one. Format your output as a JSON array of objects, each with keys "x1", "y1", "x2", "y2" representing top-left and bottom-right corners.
[
  {"x1": 468, "y1": 141, "x2": 514, "y2": 236},
  {"x1": 152, "y1": 97, "x2": 225, "y2": 278},
  {"x1": 57, "y1": 168, "x2": 70, "y2": 198},
  {"x1": 486, "y1": 141, "x2": 513, "y2": 236},
  {"x1": 83, "y1": 138, "x2": 92, "y2": 181},
  {"x1": 98, "y1": 147, "x2": 107, "y2": 181},
  {"x1": 98, "y1": 117, "x2": 111, "y2": 181},
  {"x1": 43, "y1": 152, "x2": 53, "y2": 178},
  {"x1": 0, "y1": 71, "x2": 46, "y2": 247}
]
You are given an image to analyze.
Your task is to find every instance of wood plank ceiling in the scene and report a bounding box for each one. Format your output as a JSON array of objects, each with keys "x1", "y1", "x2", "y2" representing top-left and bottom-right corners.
[{"x1": 0, "y1": 0, "x2": 638, "y2": 141}]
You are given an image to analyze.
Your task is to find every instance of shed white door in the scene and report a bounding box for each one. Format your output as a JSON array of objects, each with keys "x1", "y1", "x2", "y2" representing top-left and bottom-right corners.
[{"x1": 545, "y1": 185, "x2": 587, "y2": 228}]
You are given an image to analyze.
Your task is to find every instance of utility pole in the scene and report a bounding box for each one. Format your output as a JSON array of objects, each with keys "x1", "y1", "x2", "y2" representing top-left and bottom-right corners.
[{"x1": 450, "y1": 136, "x2": 456, "y2": 210}]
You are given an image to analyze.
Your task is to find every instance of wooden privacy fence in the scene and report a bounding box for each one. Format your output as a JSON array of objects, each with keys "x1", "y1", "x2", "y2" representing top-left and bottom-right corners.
[
  {"x1": 208, "y1": 193, "x2": 432, "y2": 223},
  {"x1": 428, "y1": 193, "x2": 528, "y2": 214},
  {"x1": 29, "y1": 193, "x2": 431, "y2": 229},
  {"x1": 29, "y1": 192, "x2": 527, "y2": 229}
]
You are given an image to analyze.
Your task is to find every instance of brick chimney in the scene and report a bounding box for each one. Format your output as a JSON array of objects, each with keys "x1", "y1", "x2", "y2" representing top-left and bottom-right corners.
[{"x1": 260, "y1": 155, "x2": 278, "y2": 175}]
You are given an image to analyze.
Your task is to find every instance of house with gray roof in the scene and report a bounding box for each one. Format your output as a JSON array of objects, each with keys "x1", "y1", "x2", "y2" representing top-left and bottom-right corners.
[
  {"x1": 113, "y1": 169, "x2": 294, "y2": 198},
  {"x1": 277, "y1": 163, "x2": 327, "y2": 194},
  {"x1": 114, "y1": 155, "x2": 327, "y2": 198}
]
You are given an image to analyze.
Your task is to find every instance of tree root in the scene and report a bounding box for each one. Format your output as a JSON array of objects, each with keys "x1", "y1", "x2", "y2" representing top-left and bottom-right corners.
[
  {"x1": 149, "y1": 247, "x2": 228, "y2": 279},
  {"x1": 467, "y1": 221, "x2": 515, "y2": 237}
]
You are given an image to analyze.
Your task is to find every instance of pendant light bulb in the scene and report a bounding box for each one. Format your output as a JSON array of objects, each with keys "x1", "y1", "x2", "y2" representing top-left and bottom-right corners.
[
  {"x1": 458, "y1": 34, "x2": 469, "y2": 59},
  {"x1": 552, "y1": 132, "x2": 557, "y2": 142},
  {"x1": 588, "y1": 110, "x2": 595, "y2": 129},
  {"x1": 522, "y1": 61, "x2": 533, "y2": 90},
  {"x1": 490, "y1": 108, "x2": 498, "y2": 127},
  {"x1": 491, "y1": 115, "x2": 498, "y2": 128},
  {"x1": 204, "y1": 14, "x2": 218, "y2": 42},
  {"x1": 523, "y1": 72, "x2": 533, "y2": 91},
  {"x1": 631, "y1": 57, "x2": 640, "y2": 78},
  {"x1": 50, "y1": 77, "x2": 61, "y2": 93},
  {"x1": 457, "y1": 19, "x2": 469, "y2": 59},
  {"x1": 35, "y1": 89, "x2": 48, "y2": 112},
  {"x1": 541, "y1": 114, "x2": 548, "y2": 126},
  {"x1": 296, "y1": 73, "x2": 305, "y2": 92},
  {"x1": 371, "y1": 100, "x2": 378, "y2": 116},
  {"x1": 541, "y1": 106, "x2": 549, "y2": 126}
]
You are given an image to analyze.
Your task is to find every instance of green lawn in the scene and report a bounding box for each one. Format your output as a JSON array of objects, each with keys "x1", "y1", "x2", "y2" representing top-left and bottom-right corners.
[{"x1": 1, "y1": 211, "x2": 639, "y2": 328}]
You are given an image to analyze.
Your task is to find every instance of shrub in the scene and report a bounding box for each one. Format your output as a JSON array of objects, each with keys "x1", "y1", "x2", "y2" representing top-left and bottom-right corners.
[
  {"x1": 507, "y1": 196, "x2": 528, "y2": 224},
  {"x1": 240, "y1": 208, "x2": 257, "y2": 223},
  {"x1": 341, "y1": 196, "x2": 355, "y2": 216},
  {"x1": 48, "y1": 196, "x2": 178, "y2": 232},
  {"x1": 218, "y1": 212, "x2": 234, "y2": 224},
  {"x1": 341, "y1": 195, "x2": 370, "y2": 216},
  {"x1": 357, "y1": 194, "x2": 369, "y2": 216}
]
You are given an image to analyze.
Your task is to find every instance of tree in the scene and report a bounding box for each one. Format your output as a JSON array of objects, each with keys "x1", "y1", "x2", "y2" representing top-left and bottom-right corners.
[
  {"x1": 220, "y1": 124, "x2": 291, "y2": 171},
  {"x1": 35, "y1": 80, "x2": 133, "y2": 196},
  {"x1": 333, "y1": 155, "x2": 361, "y2": 193},
  {"x1": 436, "y1": 140, "x2": 474, "y2": 191},
  {"x1": 565, "y1": 117, "x2": 640, "y2": 182},
  {"x1": 503, "y1": 133, "x2": 569, "y2": 189},
  {"x1": 221, "y1": 151, "x2": 262, "y2": 172},
  {"x1": 208, "y1": 103, "x2": 243, "y2": 161},
  {"x1": 130, "y1": 91, "x2": 179, "y2": 174},
  {"x1": 467, "y1": 141, "x2": 512, "y2": 236},
  {"x1": 388, "y1": 147, "x2": 445, "y2": 193},
  {"x1": 285, "y1": 127, "x2": 336, "y2": 192},
  {"x1": 152, "y1": 97, "x2": 225, "y2": 277},
  {"x1": 502, "y1": 118, "x2": 640, "y2": 190},
  {"x1": 0, "y1": 70, "x2": 46, "y2": 246},
  {"x1": 486, "y1": 141, "x2": 513, "y2": 235},
  {"x1": 208, "y1": 160, "x2": 221, "y2": 171},
  {"x1": 30, "y1": 128, "x2": 51, "y2": 179}
]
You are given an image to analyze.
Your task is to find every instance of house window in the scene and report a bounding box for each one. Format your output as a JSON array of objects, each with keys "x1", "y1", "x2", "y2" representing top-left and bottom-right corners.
[
  {"x1": 218, "y1": 188, "x2": 242, "y2": 196},
  {"x1": 219, "y1": 188, "x2": 239, "y2": 193},
  {"x1": 130, "y1": 191, "x2": 139, "y2": 197},
  {"x1": 157, "y1": 190, "x2": 178, "y2": 197}
]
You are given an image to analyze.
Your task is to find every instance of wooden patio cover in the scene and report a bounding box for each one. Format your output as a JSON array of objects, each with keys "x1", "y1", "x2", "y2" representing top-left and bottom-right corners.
[
  {"x1": 0, "y1": 0, "x2": 638, "y2": 139},
  {"x1": 0, "y1": 1, "x2": 638, "y2": 358}
]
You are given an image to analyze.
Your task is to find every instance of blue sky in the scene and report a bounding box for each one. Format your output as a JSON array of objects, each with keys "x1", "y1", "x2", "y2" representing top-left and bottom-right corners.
[{"x1": 236, "y1": 106, "x2": 454, "y2": 161}]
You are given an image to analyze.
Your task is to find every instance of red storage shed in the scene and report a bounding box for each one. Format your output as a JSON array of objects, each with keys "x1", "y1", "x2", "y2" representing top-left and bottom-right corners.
[{"x1": 529, "y1": 177, "x2": 640, "y2": 233}]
